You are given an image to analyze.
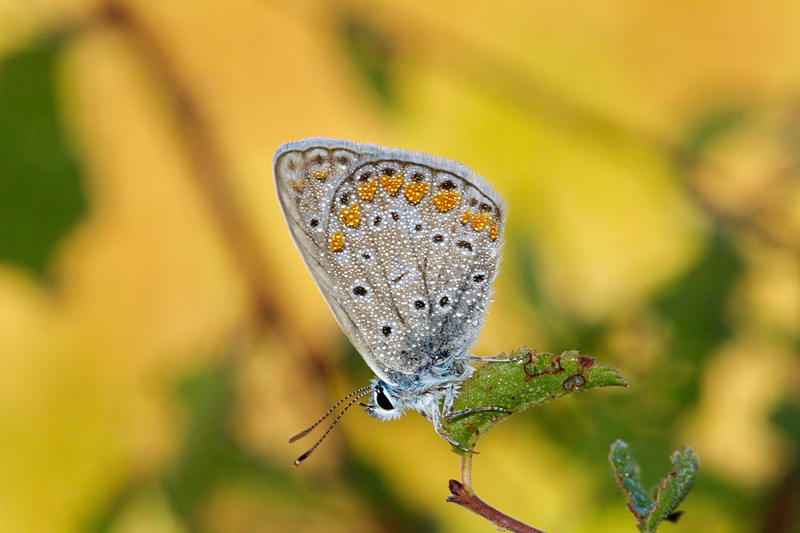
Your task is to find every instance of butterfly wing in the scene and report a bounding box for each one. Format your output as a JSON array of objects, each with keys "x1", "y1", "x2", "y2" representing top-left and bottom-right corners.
[{"x1": 274, "y1": 138, "x2": 505, "y2": 385}]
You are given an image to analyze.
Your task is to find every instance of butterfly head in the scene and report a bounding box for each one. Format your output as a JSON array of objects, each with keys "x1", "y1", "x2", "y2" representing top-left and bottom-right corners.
[{"x1": 364, "y1": 380, "x2": 407, "y2": 421}]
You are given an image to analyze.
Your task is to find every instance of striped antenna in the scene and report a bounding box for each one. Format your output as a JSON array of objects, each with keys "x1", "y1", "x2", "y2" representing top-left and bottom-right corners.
[{"x1": 290, "y1": 384, "x2": 374, "y2": 466}]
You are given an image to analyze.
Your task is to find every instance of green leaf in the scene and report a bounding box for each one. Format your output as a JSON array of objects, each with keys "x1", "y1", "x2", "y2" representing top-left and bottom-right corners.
[
  {"x1": 0, "y1": 37, "x2": 87, "y2": 280},
  {"x1": 647, "y1": 446, "x2": 699, "y2": 530},
  {"x1": 446, "y1": 348, "x2": 627, "y2": 452},
  {"x1": 609, "y1": 440, "x2": 655, "y2": 521},
  {"x1": 609, "y1": 440, "x2": 699, "y2": 532}
]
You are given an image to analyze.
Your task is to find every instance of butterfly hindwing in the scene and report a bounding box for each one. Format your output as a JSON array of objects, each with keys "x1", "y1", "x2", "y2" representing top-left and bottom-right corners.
[{"x1": 274, "y1": 138, "x2": 505, "y2": 385}]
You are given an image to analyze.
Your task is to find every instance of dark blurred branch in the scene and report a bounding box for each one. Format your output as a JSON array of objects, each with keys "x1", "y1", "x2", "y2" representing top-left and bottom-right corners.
[
  {"x1": 761, "y1": 460, "x2": 800, "y2": 533},
  {"x1": 99, "y1": 0, "x2": 282, "y2": 327}
]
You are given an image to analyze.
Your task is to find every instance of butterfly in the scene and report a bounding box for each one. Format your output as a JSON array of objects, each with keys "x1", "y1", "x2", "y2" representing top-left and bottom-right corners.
[{"x1": 274, "y1": 138, "x2": 507, "y2": 464}]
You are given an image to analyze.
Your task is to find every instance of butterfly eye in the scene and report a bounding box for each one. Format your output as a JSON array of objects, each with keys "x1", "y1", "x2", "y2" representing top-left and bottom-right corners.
[{"x1": 375, "y1": 386, "x2": 394, "y2": 411}]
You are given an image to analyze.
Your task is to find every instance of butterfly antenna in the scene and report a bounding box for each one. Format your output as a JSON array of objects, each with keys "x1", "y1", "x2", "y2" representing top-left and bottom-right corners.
[
  {"x1": 291, "y1": 386, "x2": 374, "y2": 466},
  {"x1": 288, "y1": 384, "x2": 373, "y2": 442},
  {"x1": 294, "y1": 386, "x2": 372, "y2": 466}
]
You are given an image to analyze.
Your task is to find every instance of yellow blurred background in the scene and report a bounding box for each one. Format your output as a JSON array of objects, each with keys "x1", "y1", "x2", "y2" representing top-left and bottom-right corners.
[{"x1": 1, "y1": 1, "x2": 799, "y2": 532}]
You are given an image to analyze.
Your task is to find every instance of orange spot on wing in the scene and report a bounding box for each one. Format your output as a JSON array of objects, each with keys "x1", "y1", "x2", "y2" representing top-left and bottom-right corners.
[
  {"x1": 339, "y1": 202, "x2": 362, "y2": 228},
  {"x1": 311, "y1": 168, "x2": 328, "y2": 181},
  {"x1": 470, "y1": 212, "x2": 492, "y2": 232},
  {"x1": 329, "y1": 231, "x2": 345, "y2": 252},
  {"x1": 432, "y1": 190, "x2": 460, "y2": 212},
  {"x1": 404, "y1": 182, "x2": 430, "y2": 205},
  {"x1": 357, "y1": 179, "x2": 378, "y2": 201},
  {"x1": 380, "y1": 173, "x2": 404, "y2": 194}
]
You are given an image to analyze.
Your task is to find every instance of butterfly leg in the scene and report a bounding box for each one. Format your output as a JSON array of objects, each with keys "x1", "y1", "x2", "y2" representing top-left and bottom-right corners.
[
  {"x1": 441, "y1": 382, "x2": 511, "y2": 419},
  {"x1": 430, "y1": 385, "x2": 511, "y2": 453},
  {"x1": 464, "y1": 353, "x2": 528, "y2": 363},
  {"x1": 420, "y1": 385, "x2": 477, "y2": 453},
  {"x1": 431, "y1": 409, "x2": 473, "y2": 453},
  {"x1": 444, "y1": 405, "x2": 511, "y2": 418}
]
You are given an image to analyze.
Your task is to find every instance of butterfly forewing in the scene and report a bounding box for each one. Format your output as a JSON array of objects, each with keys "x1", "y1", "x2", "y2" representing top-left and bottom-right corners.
[{"x1": 274, "y1": 139, "x2": 505, "y2": 385}]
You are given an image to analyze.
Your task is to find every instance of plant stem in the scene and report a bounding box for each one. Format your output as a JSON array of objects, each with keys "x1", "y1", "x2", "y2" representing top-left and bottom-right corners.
[
  {"x1": 447, "y1": 480, "x2": 546, "y2": 533},
  {"x1": 447, "y1": 454, "x2": 546, "y2": 533},
  {"x1": 460, "y1": 452, "x2": 473, "y2": 492}
]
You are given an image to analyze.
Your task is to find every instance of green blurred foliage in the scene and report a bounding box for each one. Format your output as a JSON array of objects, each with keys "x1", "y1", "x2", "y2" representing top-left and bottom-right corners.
[
  {"x1": 0, "y1": 36, "x2": 86, "y2": 280},
  {"x1": 341, "y1": 14, "x2": 398, "y2": 111}
]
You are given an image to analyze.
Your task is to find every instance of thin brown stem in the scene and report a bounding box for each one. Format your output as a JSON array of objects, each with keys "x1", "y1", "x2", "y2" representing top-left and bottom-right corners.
[
  {"x1": 447, "y1": 480, "x2": 546, "y2": 533},
  {"x1": 447, "y1": 454, "x2": 546, "y2": 533}
]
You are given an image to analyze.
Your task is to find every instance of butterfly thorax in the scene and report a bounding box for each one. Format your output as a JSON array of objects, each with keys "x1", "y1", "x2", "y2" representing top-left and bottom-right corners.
[{"x1": 365, "y1": 350, "x2": 476, "y2": 422}]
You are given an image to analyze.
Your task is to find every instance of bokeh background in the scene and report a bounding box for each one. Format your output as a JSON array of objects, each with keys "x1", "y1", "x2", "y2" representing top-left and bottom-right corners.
[{"x1": 2, "y1": 1, "x2": 800, "y2": 532}]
